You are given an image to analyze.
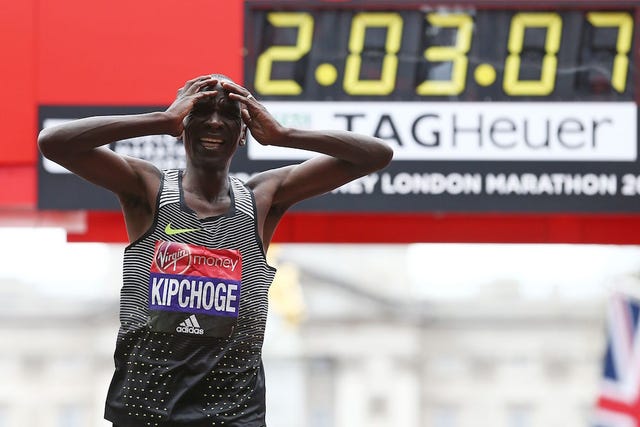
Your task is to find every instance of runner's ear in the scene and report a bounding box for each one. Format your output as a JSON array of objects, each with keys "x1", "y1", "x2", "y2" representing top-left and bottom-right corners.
[{"x1": 239, "y1": 125, "x2": 248, "y2": 146}]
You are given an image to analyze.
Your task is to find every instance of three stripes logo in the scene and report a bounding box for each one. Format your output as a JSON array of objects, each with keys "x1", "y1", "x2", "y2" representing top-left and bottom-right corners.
[{"x1": 176, "y1": 314, "x2": 205, "y2": 335}]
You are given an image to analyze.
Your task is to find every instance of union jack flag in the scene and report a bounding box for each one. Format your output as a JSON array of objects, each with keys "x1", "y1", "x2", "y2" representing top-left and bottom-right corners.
[{"x1": 593, "y1": 293, "x2": 640, "y2": 427}]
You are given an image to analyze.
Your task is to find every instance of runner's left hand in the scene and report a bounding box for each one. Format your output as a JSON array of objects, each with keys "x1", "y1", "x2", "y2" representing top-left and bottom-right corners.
[{"x1": 222, "y1": 81, "x2": 287, "y2": 146}]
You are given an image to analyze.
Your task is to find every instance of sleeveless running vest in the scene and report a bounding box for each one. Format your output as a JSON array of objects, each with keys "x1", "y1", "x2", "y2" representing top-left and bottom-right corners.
[{"x1": 105, "y1": 170, "x2": 276, "y2": 427}]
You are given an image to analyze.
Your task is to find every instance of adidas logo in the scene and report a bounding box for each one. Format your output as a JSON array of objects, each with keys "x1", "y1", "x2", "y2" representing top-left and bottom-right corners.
[{"x1": 176, "y1": 314, "x2": 204, "y2": 335}]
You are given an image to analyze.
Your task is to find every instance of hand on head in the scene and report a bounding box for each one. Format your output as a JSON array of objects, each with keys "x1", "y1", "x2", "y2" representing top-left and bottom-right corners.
[
  {"x1": 164, "y1": 74, "x2": 285, "y2": 145},
  {"x1": 165, "y1": 75, "x2": 219, "y2": 137},
  {"x1": 221, "y1": 80, "x2": 285, "y2": 146}
]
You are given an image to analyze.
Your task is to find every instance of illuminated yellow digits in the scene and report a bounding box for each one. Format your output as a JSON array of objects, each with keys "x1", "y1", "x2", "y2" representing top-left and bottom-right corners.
[
  {"x1": 503, "y1": 13, "x2": 562, "y2": 96},
  {"x1": 255, "y1": 12, "x2": 314, "y2": 95},
  {"x1": 416, "y1": 13, "x2": 473, "y2": 96},
  {"x1": 587, "y1": 12, "x2": 633, "y2": 93},
  {"x1": 343, "y1": 12, "x2": 402, "y2": 95}
]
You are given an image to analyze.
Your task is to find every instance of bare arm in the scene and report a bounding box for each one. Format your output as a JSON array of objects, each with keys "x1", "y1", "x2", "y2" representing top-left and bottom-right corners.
[
  {"x1": 251, "y1": 128, "x2": 392, "y2": 207},
  {"x1": 38, "y1": 112, "x2": 172, "y2": 199},
  {"x1": 252, "y1": 130, "x2": 392, "y2": 248},
  {"x1": 223, "y1": 81, "x2": 393, "y2": 245},
  {"x1": 37, "y1": 75, "x2": 219, "y2": 240}
]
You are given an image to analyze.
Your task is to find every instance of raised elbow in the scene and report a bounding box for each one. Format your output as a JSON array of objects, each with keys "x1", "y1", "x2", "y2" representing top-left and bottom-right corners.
[
  {"x1": 37, "y1": 128, "x2": 55, "y2": 158},
  {"x1": 370, "y1": 142, "x2": 394, "y2": 171},
  {"x1": 379, "y1": 143, "x2": 394, "y2": 167},
  {"x1": 37, "y1": 127, "x2": 67, "y2": 161}
]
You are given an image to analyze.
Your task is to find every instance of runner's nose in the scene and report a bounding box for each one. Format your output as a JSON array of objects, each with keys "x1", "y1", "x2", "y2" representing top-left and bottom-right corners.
[{"x1": 205, "y1": 111, "x2": 224, "y2": 129}]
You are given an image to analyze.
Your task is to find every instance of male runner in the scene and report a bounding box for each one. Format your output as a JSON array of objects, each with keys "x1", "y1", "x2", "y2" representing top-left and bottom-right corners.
[{"x1": 38, "y1": 74, "x2": 393, "y2": 426}]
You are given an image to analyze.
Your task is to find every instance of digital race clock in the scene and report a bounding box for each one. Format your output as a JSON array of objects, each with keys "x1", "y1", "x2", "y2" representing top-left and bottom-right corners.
[
  {"x1": 245, "y1": 1, "x2": 634, "y2": 101},
  {"x1": 242, "y1": 0, "x2": 639, "y2": 213}
]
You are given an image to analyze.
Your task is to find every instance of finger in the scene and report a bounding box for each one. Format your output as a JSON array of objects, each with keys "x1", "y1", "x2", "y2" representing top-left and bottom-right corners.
[
  {"x1": 182, "y1": 75, "x2": 211, "y2": 90},
  {"x1": 221, "y1": 81, "x2": 251, "y2": 98},
  {"x1": 184, "y1": 76, "x2": 216, "y2": 94},
  {"x1": 194, "y1": 77, "x2": 218, "y2": 92},
  {"x1": 227, "y1": 91, "x2": 256, "y2": 105},
  {"x1": 195, "y1": 90, "x2": 218, "y2": 100},
  {"x1": 241, "y1": 108, "x2": 252, "y2": 124},
  {"x1": 187, "y1": 75, "x2": 213, "y2": 84},
  {"x1": 195, "y1": 76, "x2": 217, "y2": 89}
]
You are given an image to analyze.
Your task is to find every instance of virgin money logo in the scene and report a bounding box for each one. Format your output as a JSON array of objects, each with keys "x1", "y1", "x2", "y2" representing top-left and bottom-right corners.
[{"x1": 154, "y1": 241, "x2": 191, "y2": 274}]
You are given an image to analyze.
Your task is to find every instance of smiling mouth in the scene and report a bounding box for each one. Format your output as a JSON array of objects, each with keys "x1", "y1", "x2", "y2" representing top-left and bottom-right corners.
[{"x1": 200, "y1": 136, "x2": 224, "y2": 149}]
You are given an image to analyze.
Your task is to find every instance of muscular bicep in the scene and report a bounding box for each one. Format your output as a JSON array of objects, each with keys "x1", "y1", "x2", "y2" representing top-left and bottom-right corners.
[
  {"x1": 268, "y1": 155, "x2": 369, "y2": 208},
  {"x1": 248, "y1": 156, "x2": 368, "y2": 249}
]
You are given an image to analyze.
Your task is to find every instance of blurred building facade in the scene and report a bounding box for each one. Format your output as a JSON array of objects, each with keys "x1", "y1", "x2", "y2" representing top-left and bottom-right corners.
[
  {"x1": 0, "y1": 280, "x2": 118, "y2": 427},
  {"x1": 0, "y1": 245, "x2": 616, "y2": 427},
  {"x1": 262, "y1": 253, "x2": 606, "y2": 427}
]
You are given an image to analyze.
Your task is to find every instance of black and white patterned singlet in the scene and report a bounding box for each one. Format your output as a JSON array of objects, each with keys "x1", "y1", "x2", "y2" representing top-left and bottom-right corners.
[{"x1": 105, "y1": 170, "x2": 276, "y2": 427}]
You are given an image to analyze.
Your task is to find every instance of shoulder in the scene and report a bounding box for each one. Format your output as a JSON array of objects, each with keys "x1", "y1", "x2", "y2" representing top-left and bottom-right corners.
[
  {"x1": 243, "y1": 166, "x2": 299, "y2": 224},
  {"x1": 242, "y1": 167, "x2": 296, "y2": 249},
  {"x1": 124, "y1": 156, "x2": 163, "y2": 179},
  {"x1": 244, "y1": 166, "x2": 295, "y2": 205},
  {"x1": 118, "y1": 157, "x2": 163, "y2": 208}
]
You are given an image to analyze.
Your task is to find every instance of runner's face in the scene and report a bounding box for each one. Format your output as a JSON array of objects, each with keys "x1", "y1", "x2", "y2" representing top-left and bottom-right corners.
[{"x1": 183, "y1": 81, "x2": 244, "y2": 165}]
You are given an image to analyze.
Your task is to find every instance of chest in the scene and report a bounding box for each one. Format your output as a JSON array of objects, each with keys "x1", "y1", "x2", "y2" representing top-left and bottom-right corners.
[{"x1": 182, "y1": 191, "x2": 232, "y2": 219}]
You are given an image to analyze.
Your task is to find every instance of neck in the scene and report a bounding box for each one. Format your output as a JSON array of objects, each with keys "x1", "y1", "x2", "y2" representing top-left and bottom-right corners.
[{"x1": 182, "y1": 167, "x2": 230, "y2": 202}]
